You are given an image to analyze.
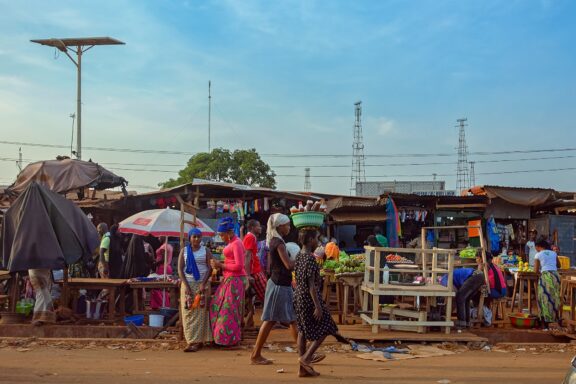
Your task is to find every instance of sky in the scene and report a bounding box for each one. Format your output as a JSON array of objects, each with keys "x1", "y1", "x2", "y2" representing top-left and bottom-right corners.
[{"x1": 1, "y1": 0, "x2": 575, "y2": 195}]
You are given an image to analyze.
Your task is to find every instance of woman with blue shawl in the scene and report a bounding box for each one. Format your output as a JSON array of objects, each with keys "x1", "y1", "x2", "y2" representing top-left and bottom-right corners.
[{"x1": 177, "y1": 227, "x2": 214, "y2": 352}]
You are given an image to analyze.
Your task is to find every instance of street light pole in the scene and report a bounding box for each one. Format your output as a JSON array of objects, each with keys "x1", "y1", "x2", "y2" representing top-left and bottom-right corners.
[
  {"x1": 76, "y1": 46, "x2": 82, "y2": 160},
  {"x1": 31, "y1": 37, "x2": 125, "y2": 160}
]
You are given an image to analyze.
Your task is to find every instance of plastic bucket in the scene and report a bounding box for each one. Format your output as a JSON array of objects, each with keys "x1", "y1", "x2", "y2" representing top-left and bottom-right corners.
[
  {"x1": 149, "y1": 314, "x2": 164, "y2": 327},
  {"x1": 86, "y1": 300, "x2": 107, "y2": 320}
]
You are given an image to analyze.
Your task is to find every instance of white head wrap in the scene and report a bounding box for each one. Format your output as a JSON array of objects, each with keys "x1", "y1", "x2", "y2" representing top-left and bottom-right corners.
[{"x1": 266, "y1": 213, "x2": 290, "y2": 246}]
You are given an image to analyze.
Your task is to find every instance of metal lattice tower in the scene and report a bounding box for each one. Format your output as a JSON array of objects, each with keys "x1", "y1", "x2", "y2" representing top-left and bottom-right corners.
[
  {"x1": 351, "y1": 101, "x2": 366, "y2": 194},
  {"x1": 304, "y1": 167, "x2": 311, "y2": 192},
  {"x1": 469, "y1": 161, "x2": 476, "y2": 187},
  {"x1": 456, "y1": 118, "x2": 470, "y2": 193}
]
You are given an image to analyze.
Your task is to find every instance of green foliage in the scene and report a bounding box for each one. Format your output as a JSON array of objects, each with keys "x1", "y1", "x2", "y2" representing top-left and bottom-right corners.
[{"x1": 160, "y1": 148, "x2": 276, "y2": 189}]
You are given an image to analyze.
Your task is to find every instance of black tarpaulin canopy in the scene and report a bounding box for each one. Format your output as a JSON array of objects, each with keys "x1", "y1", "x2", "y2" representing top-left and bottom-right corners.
[
  {"x1": 6, "y1": 158, "x2": 127, "y2": 196},
  {"x1": 1, "y1": 182, "x2": 100, "y2": 272}
]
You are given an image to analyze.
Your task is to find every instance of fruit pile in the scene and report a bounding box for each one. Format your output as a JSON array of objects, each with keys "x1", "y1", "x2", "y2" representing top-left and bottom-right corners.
[
  {"x1": 322, "y1": 254, "x2": 365, "y2": 274},
  {"x1": 385, "y1": 254, "x2": 413, "y2": 264},
  {"x1": 334, "y1": 258, "x2": 365, "y2": 274},
  {"x1": 517, "y1": 261, "x2": 534, "y2": 272}
]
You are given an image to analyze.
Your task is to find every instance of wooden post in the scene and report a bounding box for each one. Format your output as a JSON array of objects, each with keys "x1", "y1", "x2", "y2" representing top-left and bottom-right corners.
[
  {"x1": 361, "y1": 247, "x2": 369, "y2": 325},
  {"x1": 445, "y1": 250, "x2": 455, "y2": 334},
  {"x1": 372, "y1": 248, "x2": 381, "y2": 333}
]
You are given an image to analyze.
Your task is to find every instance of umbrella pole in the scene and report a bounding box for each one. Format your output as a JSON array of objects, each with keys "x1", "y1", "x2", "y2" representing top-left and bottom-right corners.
[{"x1": 162, "y1": 237, "x2": 168, "y2": 308}]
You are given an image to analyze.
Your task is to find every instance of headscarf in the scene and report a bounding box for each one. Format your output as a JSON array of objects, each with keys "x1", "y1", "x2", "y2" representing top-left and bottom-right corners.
[
  {"x1": 185, "y1": 228, "x2": 202, "y2": 280},
  {"x1": 217, "y1": 217, "x2": 235, "y2": 233},
  {"x1": 266, "y1": 213, "x2": 290, "y2": 247}
]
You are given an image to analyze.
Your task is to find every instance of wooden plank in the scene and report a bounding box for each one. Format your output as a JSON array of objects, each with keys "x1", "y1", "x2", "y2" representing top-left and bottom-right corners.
[
  {"x1": 360, "y1": 314, "x2": 454, "y2": 327},
  {"x1": 365, "y1": 246, "x2": 456, "y2": 254}
]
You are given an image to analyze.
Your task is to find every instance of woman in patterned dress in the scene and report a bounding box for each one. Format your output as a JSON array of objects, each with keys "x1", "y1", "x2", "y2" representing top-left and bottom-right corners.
[
  {"x1": 177, "y1": 228, "x2": 214, "y2": 352},
  {"x1": 209, "y1": 217, "x2": 247, "y2": 346},
  {"x1": 294, "y1": 228, "x2": 347, "y2": 377}
]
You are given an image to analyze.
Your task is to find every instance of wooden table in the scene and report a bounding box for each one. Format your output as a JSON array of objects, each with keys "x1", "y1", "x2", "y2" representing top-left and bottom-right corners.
[
  {"x1": 336, "y1": 274, "x2": 364, "y2": 325},
  {"x1": 565, "y1": 278, "x2": 576, "y2": 332},
  {"x1": 128, "y1": 280, "x2": 180, "y2": 315},
  {"x1": 58, "y1": 278, "x2": 128, "y2": 322},
  {"x1": 510, "y1": 272, "x2": 539, "y2": 314},
  {"x1": 0, "y1": 271, "x2": 19, "y2": 312}
]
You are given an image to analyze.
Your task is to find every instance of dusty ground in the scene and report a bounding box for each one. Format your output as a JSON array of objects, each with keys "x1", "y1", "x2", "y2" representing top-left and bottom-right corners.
[{"x1": 0, "y1": 342, "x2": 571, "y2": 384}]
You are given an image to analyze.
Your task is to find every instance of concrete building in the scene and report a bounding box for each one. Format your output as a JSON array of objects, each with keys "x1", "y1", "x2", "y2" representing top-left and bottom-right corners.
[{"x1": 356, "y1": 181, "x2": 453, "y2": 196}]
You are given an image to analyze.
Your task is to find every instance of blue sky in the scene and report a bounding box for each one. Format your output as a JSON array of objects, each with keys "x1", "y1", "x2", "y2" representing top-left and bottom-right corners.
[{"x1": 1, "y1": 0, "x2": 575, "y2": 195}]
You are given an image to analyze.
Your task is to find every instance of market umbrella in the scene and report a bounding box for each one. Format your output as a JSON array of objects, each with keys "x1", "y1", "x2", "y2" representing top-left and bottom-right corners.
[
  {"x1": 118, "y1": 208, "x2": 215, "y2": 237},
  {"x1": 6, "y1": 158, "x2": 127, "y2": 196},
  {"x1": 118, "y1": 208, "x2": 214, "y2": 307},
  {"x1": 1, "y1": 182, "x2": 100, "y2": 272}
]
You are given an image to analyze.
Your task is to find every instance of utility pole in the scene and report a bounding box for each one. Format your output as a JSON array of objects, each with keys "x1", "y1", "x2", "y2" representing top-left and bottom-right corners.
[
  {"x1": 70, "y1": 113, "x2": 76, "y2": 157},
  {"x1": 208, "y1": 80, "x2": 212, "y2": 153},
  {"x1": 469, "y1": 161, "x2": 476, "y2": 187},
  {"x1": 31, "y1": 37, "x2": 125, "y2": 160},
  {"x1": 350, "y1": 101, "x2": 366, "y2": 195},
  {"x1": 455, "y1": 118, "x2": 470, "y2": 193},
  {"x1": 16, "y1": 147, "x2": 23, "y2": 172},
  {"x1": 304, "y1": 167, "x2": 311, "y2": 192}
]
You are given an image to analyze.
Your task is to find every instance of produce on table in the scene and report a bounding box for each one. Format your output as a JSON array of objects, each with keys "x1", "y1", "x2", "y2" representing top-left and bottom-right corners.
[
  {"x1": 517, "y1": 261, "x2": 534, "y2": 272},
  {"x1": 322, "y1": 256, "x2": 365, "y2": 275},
  {"x1": 459, "y1": 247, "x2": 478, "y2": 259},
  {"x1": 385, "y1": 254, "x2": 413, "y2": 264}
]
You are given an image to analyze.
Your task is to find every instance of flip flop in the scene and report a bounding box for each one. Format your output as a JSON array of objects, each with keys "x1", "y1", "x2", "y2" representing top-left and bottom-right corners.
[
  {"x1": 311, "y1": 353, "x2": 326, "y2": 364},
  {"x1": 298, "y1": 358, "x2": 320, "y2": 377},
  {"x1": 251, "y1": 357, "x2": 273, "y2": 365},
  {"x1": 184, "y1": 343, "x2": 201, "y2": 352}
]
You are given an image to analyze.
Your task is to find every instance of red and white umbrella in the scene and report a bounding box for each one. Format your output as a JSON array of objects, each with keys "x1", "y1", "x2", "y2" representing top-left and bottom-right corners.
[
  {"x1": 118, "y1": 208, "x2": 215, "y2": 301},
  {"x1": 118, "y1": 208, "x2": 215, "y2": 237}
]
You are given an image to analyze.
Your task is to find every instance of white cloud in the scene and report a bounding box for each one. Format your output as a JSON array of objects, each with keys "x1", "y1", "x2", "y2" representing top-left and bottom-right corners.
[{"x1": 367, "y1": 116, "x2": 395, "y2": 136}]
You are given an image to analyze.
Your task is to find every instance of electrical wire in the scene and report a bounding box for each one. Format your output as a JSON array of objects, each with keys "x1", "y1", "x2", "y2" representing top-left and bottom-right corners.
[{"x1": 2, "y1": 139, "x2": 576, "y2": 158}]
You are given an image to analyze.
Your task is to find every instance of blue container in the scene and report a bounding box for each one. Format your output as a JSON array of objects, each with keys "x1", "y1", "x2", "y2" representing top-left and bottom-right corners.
[{"x1": 124, "y1": 314, "x2": 144, "y2": 326}]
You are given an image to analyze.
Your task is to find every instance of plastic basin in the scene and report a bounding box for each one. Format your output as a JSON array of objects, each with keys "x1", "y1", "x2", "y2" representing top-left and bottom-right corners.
[
  {"x1": 508, "y1": 313, "x2": 538, "y2": 329},
  {"x1": 290, "y1": 212, "x2": 325, "y2": 229},
  {"x1": 124, "y1": 314, "x2": 144, "y2": 326}
]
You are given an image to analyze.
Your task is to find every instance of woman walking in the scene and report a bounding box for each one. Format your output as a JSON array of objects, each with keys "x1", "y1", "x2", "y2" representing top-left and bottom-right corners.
[
  {"x1": 209, "y1": 217, "x2": 247, "y2": 346},
  {"x1": 534, "y1": 239, "x2": 561, "y2": 328},
  {"x1": 250, "y1": 213, "x2": 298, "y2": 365},
  {"x1": 178, "y1": 228, "x2": 213, "y2": 352},
  {"x1": 294, "y1": 228, "x2": 347, "y2": 377}
]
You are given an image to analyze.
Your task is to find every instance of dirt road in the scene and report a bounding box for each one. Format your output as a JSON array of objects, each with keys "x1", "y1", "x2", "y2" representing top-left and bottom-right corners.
[{"x1": 0, "y1": 345, "x2": 570, "y2": 384}]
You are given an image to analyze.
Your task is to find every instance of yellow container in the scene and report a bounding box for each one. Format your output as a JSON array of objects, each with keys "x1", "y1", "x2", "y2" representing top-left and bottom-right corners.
[{"x1": 559, "y1": 256, "x2": 570, "y2": 270}]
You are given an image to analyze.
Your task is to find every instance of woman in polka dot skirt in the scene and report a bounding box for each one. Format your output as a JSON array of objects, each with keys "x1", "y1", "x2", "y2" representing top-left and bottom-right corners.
[{"x1": 294, "y1": 228, "x2": 348, "y2": 377}]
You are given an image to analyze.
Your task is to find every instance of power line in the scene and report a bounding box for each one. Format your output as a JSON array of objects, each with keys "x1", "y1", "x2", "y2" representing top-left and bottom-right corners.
[
  {"x1": 2, "y1": 139, "x2": 576, "y2": 158},
  {"x1": 107, "y1": 166, "x2": 576, "y2": 178}
]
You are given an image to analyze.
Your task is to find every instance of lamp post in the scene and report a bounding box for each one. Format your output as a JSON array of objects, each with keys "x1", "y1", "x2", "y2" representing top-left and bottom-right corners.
[{"x1": 31, "y1": 37, "x2": 125, "y2": 160}]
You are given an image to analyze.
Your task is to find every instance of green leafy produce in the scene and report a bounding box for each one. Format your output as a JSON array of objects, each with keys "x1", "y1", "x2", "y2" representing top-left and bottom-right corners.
[
  {"x1": 323, "y1": 260, "x2": 339, "y2": 270},
  {"x1": 460, "y1": 247, "x2": 478, "y2": 259}
]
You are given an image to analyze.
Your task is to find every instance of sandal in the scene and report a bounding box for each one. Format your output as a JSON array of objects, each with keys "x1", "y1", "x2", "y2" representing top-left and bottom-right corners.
[
  {"x1": 251, "y1": 357, "x2": 273, "y2": 365},
  {"x1": 298, "y1": 357, "x2": 320, "y2": 377},
  {"x1": 311, "y1": 353, "x2": 326, "y2": 364},
  {"x1": 184, "y1": 343, "x2": 201, "y2": 352}
]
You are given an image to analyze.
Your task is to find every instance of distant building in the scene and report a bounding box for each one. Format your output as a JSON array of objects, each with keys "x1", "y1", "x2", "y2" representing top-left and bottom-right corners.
[{"x1": 356, "y1": 181, "x2": 454, "y2": 196}]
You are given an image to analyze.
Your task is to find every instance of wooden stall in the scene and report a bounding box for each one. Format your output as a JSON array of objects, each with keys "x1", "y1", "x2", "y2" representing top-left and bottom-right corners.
[{"x1": 361, "y1": 246, "x2": 456, "y2": 334}]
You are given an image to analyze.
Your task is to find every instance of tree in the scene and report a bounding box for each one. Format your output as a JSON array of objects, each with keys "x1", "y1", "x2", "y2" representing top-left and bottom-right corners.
[{"x1": 160, "y1": 148, "x2": 276, "y2": 189}]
